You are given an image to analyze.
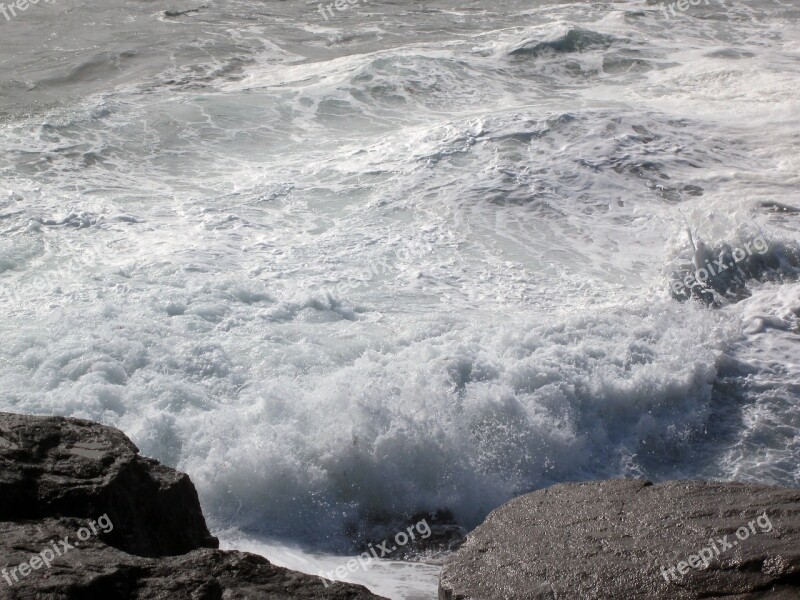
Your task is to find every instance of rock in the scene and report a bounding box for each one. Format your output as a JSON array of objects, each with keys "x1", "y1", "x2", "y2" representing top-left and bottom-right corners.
[
  {"x1": 0, "y1": 412, "x2": 217, "y2": 556},
  {"x1": 0, "y1": 413, "x2": 385, "y2": 600},
  {"x1": 0, "y1": 519, "x2": 382, "y2": 599},
  {"x1": 439, "y1": 479, "x2": 800, "y2": 600},
  {"x1": 362, "y1": 510, "x2": 466, "y2": 560}
]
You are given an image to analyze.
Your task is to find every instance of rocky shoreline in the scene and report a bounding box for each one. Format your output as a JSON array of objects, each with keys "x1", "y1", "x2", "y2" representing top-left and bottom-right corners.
[
  {"x1": 440, "y1": 479, "x2": 800, "y2": 599},
  {"x1": 0, "y1": 412, "x2": 384, "y2": 599},
  {"x1": 2, "y1": 412, "x2": 799, "y2": 600}
]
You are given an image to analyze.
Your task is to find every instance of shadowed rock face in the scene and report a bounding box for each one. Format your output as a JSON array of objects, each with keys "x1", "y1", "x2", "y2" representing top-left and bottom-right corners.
[
  {"x1": 0, "y1": 412, "x2": 218, "y2": 557},
  {"x1": 0, "y1": 412, "x2": 385, "y2": 600},
  {"x1": 439, "y1": 479, "x2": 800, "y2": 600},
  {"x1": 0, "y1": 519, "x2": 382, "y2": 600}
]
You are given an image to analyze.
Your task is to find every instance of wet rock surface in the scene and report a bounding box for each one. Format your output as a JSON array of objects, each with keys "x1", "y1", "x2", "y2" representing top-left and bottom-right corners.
[
  {"x1": 0, "y1": 411, "x2": 217, "y2": 557},
  {"x1": 439, "y1": 479, "x2": 800, "y2": 600},
  {"x1": 0, "y1": 519, "x2": 382, "y2": 600},
  {"x1": 0, "y1": 412, "x2": 385, "y2": 600}
]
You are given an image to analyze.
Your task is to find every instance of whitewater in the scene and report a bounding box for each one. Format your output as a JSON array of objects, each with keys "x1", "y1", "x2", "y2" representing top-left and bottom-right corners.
[{"x1": 1, "y1": 0, "x2": 798, "y2": 597}]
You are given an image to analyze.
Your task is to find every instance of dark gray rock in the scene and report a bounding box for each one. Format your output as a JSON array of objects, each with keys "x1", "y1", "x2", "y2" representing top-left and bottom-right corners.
[
  {"x1": 439, "y1": 479, "x2": 800, "y2": 600},
  {"x1": 0, "y1": 413, "x2": 385, "y2": 600},
  {"x1": 0, "y1": 411, "x2": 217, "y2": 557},
  {"x1": 357, "y1": 510, "x2": 466, "y2": 560},
  {"x1": 0, "y1": 519, "x2": 383, "y2": 599}
]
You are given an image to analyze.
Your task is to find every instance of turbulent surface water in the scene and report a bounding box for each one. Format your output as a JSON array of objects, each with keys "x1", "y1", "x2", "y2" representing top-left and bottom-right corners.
[{"x1": 1, "y1": 0, "x2": 799, "y2": 597}]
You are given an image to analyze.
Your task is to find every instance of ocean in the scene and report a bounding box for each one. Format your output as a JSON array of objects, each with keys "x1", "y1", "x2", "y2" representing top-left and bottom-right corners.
[{"x1": 1, "y1": 0, "x2": 798, "y2": 597}]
